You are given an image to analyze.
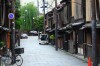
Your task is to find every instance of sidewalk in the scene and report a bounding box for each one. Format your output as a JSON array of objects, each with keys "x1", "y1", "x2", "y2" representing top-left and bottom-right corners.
[
  {"x1": 50, "y1": 45, "x2": 100, "y2": 66},
  {"x1": 61, "y1": 50, "x2": 88, "y2": 62},
  {"x1": 50, "y1": 45, "x2": 88, "y2": 62}
]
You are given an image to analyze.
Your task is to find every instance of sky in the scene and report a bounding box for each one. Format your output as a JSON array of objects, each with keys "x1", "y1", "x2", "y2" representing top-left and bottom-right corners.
[{"x1": 20, "y1": 0, "x2": 61, "y2": 13}]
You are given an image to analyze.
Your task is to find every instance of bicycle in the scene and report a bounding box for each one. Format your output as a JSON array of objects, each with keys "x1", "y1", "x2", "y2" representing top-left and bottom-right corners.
[
  {"x1": 12, "y1": 54, "x2": 23, "y2": 66},
  {"x1": 1, "y1": 48, "x2": 23, "y2": 66}
]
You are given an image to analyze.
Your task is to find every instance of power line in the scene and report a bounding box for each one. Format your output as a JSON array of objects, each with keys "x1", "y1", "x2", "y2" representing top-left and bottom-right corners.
[
  {"x1": 48, "y1": 0, "x2": 55, "y2": 8},
  {"x1": 47, "y1": 0, "x2": 55, "y2": 12}
]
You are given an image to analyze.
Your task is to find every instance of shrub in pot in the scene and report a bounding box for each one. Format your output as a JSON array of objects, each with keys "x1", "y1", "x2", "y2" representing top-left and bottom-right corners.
[
  {"x1": 0, "y1": 41, "x2": 5, "y2": 48},
  {"x1": 0, "y1": 41, "x2": 4, "y2": 55}
]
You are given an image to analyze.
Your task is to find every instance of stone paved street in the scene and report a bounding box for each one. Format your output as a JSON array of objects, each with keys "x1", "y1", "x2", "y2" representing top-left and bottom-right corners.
[{"x1": 19, "y1": 36, "x2": 87, "y2": 66}]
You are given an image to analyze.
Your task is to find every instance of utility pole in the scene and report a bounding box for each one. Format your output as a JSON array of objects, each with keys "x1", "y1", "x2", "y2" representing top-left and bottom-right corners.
[
  {"x1": 43, "y1": 0, "x2": 46, "y2": 34},
  {"x1": 91, "y1": 0, "x2": 98, "y2": 66},
  {"x1": 11, "y1": 0, "x2": 15, "y2": 62},
  {"x1": 37, "y1": 0, "x2": 40, "y2": 39},
  {"x1": 37, "y1": 0, "x2": 39, "y2": 16},
  {"x1": 55, "y1": 0, "x2": 58, "y2": 51}
]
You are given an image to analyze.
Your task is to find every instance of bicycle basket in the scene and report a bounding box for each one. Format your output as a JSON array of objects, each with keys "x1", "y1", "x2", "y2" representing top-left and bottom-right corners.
[{"x1": 14, "y1": 48, "x2": 24, "y2": 54}]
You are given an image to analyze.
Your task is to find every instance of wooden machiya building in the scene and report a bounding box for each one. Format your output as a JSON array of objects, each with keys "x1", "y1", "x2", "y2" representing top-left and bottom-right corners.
[
  {"x1": 45, "y1": 0, "x2": 100, "y2": 61},
  {"x1": 56, "y1": 1, "x2": 72, "y2": 51},
  {"x1": 81, "y1": 0, "x2": 100, "y2": 61},
  {"x1": 45, "y1": 0, "x2": 84, "y2": 53},
  {"x1": 0, "y1": 0, "x2": 16, "y2": 55},
  {"x1": 45, "y1": 11, "x2": 54, "y2": 44}
]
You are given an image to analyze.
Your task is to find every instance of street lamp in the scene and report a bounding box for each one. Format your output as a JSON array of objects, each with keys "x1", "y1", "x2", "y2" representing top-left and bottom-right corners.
[
  {"x1": 32, "y1": 17, "x2": 35, "y2": 30},
  {"x1": 24, "y1": 10, "x2": 28, "y2": 29},
  {"x1": 33, "y1": 17, "x2": 34, "y2": 19},
  {"x1": 25, "y1": 9, "x2": 28, "y2": 12},
  {"x1": 18, "y1": 8, "x2": 20, "y2": 11}
]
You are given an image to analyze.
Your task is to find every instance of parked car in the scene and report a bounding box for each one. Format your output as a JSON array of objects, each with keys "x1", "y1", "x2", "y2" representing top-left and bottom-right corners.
[
  {"x1": 20, "y1": 33, "x2": 28, "y2": 39},
  {"x1": 39, "y1": 34, "x2": 48, "y2": 45},
  {"x1": 29, "y1": 31, "x2": 38, "y2": 36}
]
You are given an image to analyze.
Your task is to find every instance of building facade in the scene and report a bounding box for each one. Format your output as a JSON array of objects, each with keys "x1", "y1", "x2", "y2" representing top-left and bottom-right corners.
[{"x1": 45, "y1": 0, "x2": 100, "y2": 62}]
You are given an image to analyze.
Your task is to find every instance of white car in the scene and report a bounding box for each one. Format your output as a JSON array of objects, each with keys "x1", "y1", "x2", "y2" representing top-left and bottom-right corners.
[
  {"x1": 21, "y1": 34, "x2": 28, "y2": 39},
  {"x1": 39, "y1": 34, "x2": 48, "y2": 45},
  {"x1": 29, "y1": 31, "x2": 38, "y2": 35}
]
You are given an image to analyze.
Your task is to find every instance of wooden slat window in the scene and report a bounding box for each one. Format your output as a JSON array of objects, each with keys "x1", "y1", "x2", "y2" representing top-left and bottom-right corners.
[
  {"x1": 59, "y1": 12, "x2": 62, "y2": 27},
  {"x1": 74, "y1": 0, "x2": 83, "y2": 19},
  {"x1": 58, "y1": 13, "x2": 61, "y2": 28},
  {"x1": 63, "y1": 6, "x2": 68, "y2": 24},
  {"x1": 60, "y1": 10, "x2": 64, "y2": 27},
  {"x1": 96, "y1": 0, "x2": 100, "y2": 21},
  {"x1": 0, "y1": 1, "x2": 2, "y2": 26},
  {"x1": 86, "y1": 0, "x2": 92, "y2": 21}
]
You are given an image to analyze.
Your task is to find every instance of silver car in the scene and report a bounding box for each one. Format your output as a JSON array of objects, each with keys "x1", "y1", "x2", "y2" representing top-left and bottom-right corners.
[{"x1": 21, "y1": 34, "x2": 28, "y2": 39}]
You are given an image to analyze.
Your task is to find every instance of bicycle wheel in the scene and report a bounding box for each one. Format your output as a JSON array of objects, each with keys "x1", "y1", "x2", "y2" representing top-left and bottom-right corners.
[
  {"x1": 1, "y1": 56, "x2": 12, "y2": 65},
  {"x1": 15, "y1": 54, "x2": 23, "y2": 66}
]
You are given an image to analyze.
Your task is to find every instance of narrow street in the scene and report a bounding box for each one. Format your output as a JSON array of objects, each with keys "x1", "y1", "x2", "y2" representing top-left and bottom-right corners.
[
  {"x1": 0, "y1": 0, "x2": 99, "y2": 66},
  {"x1": 20, "y1": 36, "x2": 87, "y2": 66}
]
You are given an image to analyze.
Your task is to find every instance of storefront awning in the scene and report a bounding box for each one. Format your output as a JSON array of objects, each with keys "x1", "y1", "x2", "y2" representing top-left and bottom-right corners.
[
  {"x1": 46, "y1": 28, "x2": 51, "y2": 32},
  {"x1": 71, "y1": 22, "x2": 84, "y2": 27},
  {"x1": 49, "y1": 28, "x2": 55, "y2": 32},
  {"x1": 65, "y1": 30, "x2": 72, "y2": 34},
  {"x1": 80, "y1": 23, "x2": 100, "y2": 30},
  {"x1": 58, "y1": 25, "x2": 72, "y2": 31},
  {"x1": 0, "y1": 26, "x2": 11, "y2": 32}
]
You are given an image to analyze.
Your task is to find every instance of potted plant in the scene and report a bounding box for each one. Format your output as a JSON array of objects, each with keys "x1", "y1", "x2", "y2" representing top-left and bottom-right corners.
[
  {"x1": 50, "y1": 34, "x2": 55, "y2": 45},
  {"x1": 0, "y1": 41, "x2": 5, "y2": 55},
  {"x1": 50, "y1": 34, "x2": 55, "y2": 40},
  {"x1": 0, "y1": 41, "x2": 5, "y2": 48}
]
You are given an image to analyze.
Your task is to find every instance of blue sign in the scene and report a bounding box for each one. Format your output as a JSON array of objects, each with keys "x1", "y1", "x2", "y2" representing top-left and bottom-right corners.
[{"x1": 8, "y1": 13, "x2": 14, "y2": 19}]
